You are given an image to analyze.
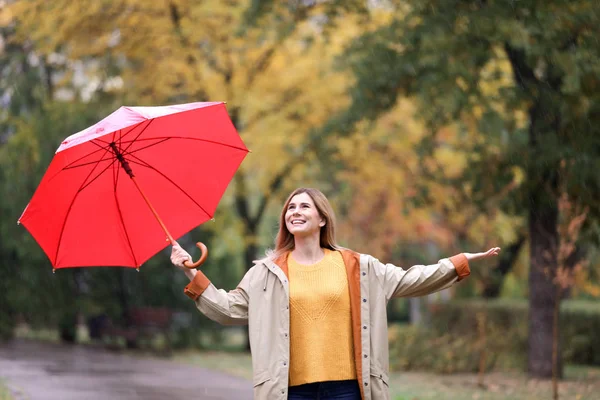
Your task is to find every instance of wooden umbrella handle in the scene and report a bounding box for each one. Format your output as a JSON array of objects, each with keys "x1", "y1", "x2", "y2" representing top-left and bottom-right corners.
[{"x1": 183, "y1": 242, "x2": 208, "y2": 269}]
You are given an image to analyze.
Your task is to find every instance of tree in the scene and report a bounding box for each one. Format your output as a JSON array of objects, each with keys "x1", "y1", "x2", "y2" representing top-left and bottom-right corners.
[
  {"x1": 7, "y1": 1, "x2": 370, "y2": 272},
  {"x1": 327, "y1": 0, "x2": 600, "y2": 378}
]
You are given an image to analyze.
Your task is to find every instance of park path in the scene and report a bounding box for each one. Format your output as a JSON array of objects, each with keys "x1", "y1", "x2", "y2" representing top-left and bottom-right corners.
[{"x1": 0, "y1": 339, "x2": 253, "y2": 400}]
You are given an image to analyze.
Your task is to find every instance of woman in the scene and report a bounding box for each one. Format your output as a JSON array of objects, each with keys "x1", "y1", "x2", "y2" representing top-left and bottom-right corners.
[{"x1": 171, "y1": 187, "x2": 500, "y2": 400}]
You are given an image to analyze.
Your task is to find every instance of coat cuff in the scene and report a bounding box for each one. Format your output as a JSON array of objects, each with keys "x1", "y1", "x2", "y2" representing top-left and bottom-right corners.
[
  {"x1": 183, "y1": 271, "x2": 211, "y2": 301},
  {"x1": 449, "y1": 253, "x2": 470, "y2": 281}
]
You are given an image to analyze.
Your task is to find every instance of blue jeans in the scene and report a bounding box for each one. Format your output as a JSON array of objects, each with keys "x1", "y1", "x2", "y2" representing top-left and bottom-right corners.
[{"x1": 288, "y1": 380, "x2": 361, "y2": 400}]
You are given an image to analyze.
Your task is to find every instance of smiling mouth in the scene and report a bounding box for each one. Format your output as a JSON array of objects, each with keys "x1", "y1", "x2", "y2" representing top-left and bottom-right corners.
[{"x1": 291, "y1": 220, "x2": 305, "y2": 225}]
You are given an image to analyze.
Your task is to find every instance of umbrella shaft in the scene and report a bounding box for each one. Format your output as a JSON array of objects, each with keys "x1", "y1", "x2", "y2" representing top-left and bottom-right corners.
[
  {"x1": 130, "y1": 175, "x2": 174, "y2": 244},
  {"x1": 109, "y1": 142, "x2": 173, "y2": 244}
]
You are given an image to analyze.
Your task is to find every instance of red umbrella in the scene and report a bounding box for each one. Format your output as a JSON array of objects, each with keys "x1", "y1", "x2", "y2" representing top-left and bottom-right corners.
[{"x1": 18, "y1": 102, "x2": 248, "y2": 271}]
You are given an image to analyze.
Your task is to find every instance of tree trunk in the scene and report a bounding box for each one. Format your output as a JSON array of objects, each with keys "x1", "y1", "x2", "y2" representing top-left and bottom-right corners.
[
  {"x1": 527, "y1": 196, "x2": 560, "y2": 378},
  {"x1": 520, "y1": 65, "x2": 562, "y2": 377}
]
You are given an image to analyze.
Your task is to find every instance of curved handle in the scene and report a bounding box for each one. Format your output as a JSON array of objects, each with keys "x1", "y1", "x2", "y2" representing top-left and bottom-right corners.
[{"x1": 183, "y1": 242, "x2": 208, "y2": 269}]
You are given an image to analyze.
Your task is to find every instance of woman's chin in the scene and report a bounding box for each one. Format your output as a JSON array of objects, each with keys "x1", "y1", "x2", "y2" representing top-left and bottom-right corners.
[{"x1": 290, "y1": 229, "x2": 319, "y2": 238}]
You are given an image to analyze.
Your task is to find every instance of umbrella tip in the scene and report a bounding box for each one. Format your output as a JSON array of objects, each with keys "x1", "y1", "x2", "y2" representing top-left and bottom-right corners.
[
  {"x1": 211, "y1": 218, "x2": 215, "y2": 222},
  {"x1": 136, "y1": 267, "x2": 140, "y2": 272},
  {"x1": 16, "y1": 220, "x2": 20, "y2": 225},
  {"x1": 52, "y1": 268, "x2": 56, "y2": 274}
]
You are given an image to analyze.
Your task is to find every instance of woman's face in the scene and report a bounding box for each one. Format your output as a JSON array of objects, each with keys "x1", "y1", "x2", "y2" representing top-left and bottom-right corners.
[{"x1": 285, "y1": 192, "x2": 325, "y2": 238}]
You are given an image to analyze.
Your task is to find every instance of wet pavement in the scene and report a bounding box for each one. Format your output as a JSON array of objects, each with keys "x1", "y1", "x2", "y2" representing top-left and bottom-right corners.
[{"x1": 0, "y1": 339, "x2": 252, "y2": 400}]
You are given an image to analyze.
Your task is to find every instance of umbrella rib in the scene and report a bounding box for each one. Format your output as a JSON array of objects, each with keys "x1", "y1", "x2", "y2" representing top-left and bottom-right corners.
[
  {"x1": 63, "y1": 155, "x2": 115, "y2": 170},
  {"x1": 60, "y1": 122, "x2": 144, "y2": 171},
  {"x1": 119, "y1": 138, "x2": 170, "y2": 155},
  {"x1": 121, "y1": 119, "x2": 154, "y2": 155},
  {"x1": 125, "y1": 154, "x2": 213, "y2": 219},
  {"x1": 73, "y1": 133, "x2": 129, "y2": 192},
  {"x1": 61, "y1": 146, "x2": 113, "y2": 170},
  {"x1": 78, "y1": 155, "x2": 119, "y2": 193},
  {"x1": 92, "y1": 120, "x2": 147, "y2": 146},
  {"x1": 112, "y1": 156, "x2": 139, "y2": 267},
  {"x1": 128, "y1": 136, "x2": 248, "y2": 153},
  {"x1": 53, "y1": 146, "x2": 116, "y2": 266}
]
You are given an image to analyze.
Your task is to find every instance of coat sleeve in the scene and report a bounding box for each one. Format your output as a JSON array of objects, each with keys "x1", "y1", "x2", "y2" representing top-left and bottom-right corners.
[
  {"x1": 370, "y1": 254, "x2": 470, "y2": 300},
  {"x1": 183, "y1": 269, "x2": 251, "y2": 326}
]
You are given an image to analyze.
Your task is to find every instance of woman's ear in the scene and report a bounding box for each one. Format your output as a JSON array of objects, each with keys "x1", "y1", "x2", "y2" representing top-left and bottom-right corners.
[{"x1": 319, "y1": 219, "x2": 326, "y2": 227}]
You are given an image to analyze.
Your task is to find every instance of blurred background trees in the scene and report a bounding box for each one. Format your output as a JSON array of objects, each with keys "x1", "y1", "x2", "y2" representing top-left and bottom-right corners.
[{"x1": 0, "y1": 0, "x2": 599, "y2": 384}]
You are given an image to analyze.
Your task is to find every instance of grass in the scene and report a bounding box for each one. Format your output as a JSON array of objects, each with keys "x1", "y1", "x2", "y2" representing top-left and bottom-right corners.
[
  {"x1": 388, "y1": 368, "x2": 600, "y2": 400},
  {"x1": 0, "y1": 379, "x2": 14, "y2": 400},
  {"x1": 13, "y1": 324, "x2": 61, "y2": 342},
  {"x1": 175, "y1": 350, "x2": 600, "y2": 400}
]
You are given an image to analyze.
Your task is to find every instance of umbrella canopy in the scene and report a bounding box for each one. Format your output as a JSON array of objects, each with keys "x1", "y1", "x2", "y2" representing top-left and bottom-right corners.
[{"x1": 19, "y1": 102, "x2": 248, "y2": 270}]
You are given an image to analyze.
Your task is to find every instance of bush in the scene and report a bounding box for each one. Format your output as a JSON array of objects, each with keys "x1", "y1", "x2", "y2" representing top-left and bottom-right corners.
[
  {"x1": 389, "y1": 324, "x2": 482, "y2": 373},
  {"x1": 389, "y1": 320, "x2": 526, "y2": 374},
  {"x1": 0, "y1": 312, "x2": 15, "y2": 342},
  {"x1": 388, "y1": 299, "x2": 600, "y2": 373},
  {"x1": 561, "y1": 301, "x2": 600, "y2": 365}
]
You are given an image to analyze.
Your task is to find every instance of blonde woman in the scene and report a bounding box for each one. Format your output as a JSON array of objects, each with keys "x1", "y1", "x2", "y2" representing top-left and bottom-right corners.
[{"x1": 171, "y1": 187, "x2": 500, "y2": 400}]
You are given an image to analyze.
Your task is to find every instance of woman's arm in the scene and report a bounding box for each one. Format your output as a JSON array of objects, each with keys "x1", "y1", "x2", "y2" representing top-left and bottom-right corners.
[
  {"x1": 172, "y1": 244, "x2": 250, "y2": 326},
  {"x1": 372, "y1": 247, "x2": 500, "y2": 300}
]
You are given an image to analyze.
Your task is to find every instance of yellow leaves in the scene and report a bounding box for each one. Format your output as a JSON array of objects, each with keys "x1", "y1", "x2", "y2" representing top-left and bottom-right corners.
[
  {"x1": 456, "y1": 76, "x2": 469, "y2": 92},
  {"x1": 569, "y1": 265, "x2": 600, "y2": 297},
  {"x1": 480, "y1": 46, "x2": 513, "y2": 92},
  {"x1": 433, "y1": 146, "x2": 466, "y2": 180},
  {"x1": 511, "y1": 166, "x2": 525, "y2": 186},
  {"x1": 0, "y1": 1, "x2": 14, "y2": 27},
  {"x1": 332, "y1": 99, "x2": 464, "y2": 258}
]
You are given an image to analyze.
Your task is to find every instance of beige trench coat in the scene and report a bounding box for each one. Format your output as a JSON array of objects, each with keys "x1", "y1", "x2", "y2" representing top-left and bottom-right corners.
[{"x1": 183, "y1": 249, "x2": 470, "y2": 400}]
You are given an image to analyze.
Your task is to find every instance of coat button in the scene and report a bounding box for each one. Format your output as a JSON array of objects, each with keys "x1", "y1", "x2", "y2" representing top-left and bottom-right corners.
[
  {"x1": 364, "y1": 354, "x2": 368, "y2": 358},
  {"x1": 362, "y1": 272, "x2": 366, "y2": 276},
  {"x1": 281, "y1": 389, "x2": 285, "y2": 394},
  {"x1": 283, "y1": 361, "x2": 287, "y2": 366},
  {"x1": 285, "y1": 333, "x2": 288, "y2": 337},
  {"x1": 363, "y1": 298, "x2": 367, "y2": 303},
  {"x1": 363, "y1": 325, "x2": 367, "y2": 329},
  {"x1": 364, "y1": 382, "x2": 368, "y2": 386}
]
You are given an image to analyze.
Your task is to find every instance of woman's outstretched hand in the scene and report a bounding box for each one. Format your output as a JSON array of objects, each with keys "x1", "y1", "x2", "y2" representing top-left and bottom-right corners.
[{"x1": 464, "y1": 247, "x2": 501, "y2": 262}]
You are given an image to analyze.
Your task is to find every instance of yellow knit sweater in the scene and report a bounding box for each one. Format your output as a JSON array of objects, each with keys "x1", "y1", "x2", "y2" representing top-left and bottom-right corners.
[{"x1": 287, "y1": 249, "x2": 356, "y2": 386}]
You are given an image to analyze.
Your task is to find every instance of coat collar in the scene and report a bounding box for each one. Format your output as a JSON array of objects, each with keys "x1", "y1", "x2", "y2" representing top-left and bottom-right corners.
[{"x1": 269, "y1": 248, "x2": 361, "y2": 278}]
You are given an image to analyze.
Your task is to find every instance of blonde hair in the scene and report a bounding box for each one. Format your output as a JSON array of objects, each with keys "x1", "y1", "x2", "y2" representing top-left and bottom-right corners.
[{"x1": 267, "y1": 188, "x2": 341, "y2": 261}]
